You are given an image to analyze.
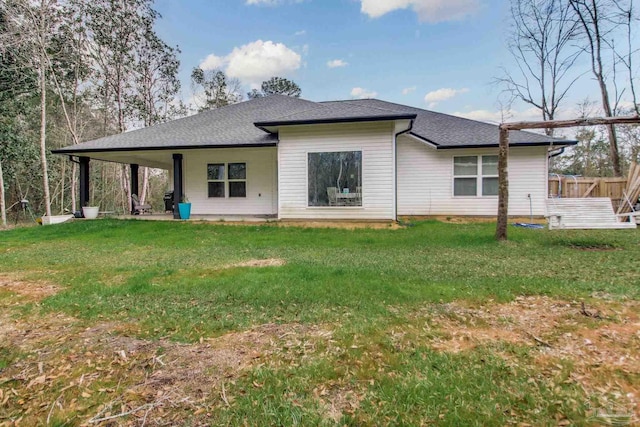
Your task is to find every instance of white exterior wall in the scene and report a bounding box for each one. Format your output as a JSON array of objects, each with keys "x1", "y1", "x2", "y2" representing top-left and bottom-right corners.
[
  {"x1": 278, "y1": 122, "x2": 396, "y2": 220},
  {"x1": 181, "y1": 147, "x2": 277, "y2": 215},
  {"x1": 397, "y1": 135, "x2": 549, "y2": 216}
]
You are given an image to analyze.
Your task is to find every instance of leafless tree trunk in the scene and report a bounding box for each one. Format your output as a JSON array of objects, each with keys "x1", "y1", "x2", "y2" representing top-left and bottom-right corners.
[
  {"x1": 0, "y1": 160, "x2": 7, "y2": 229},
  {"x1": 39, "y1": 47, "x2": 52, "y2": 216},
  {"x1": 611, "y1": 0, "x2": 640, "y2": 115},
  {"x1": 140, "y1": 167, "x2": 150, "y2": 204},
  {"x1": 498, "y1": 0, "x2": 581, "y2": 136},
  {"x1": 569, "y1": 0, "x2": 623, "y2": 176}
]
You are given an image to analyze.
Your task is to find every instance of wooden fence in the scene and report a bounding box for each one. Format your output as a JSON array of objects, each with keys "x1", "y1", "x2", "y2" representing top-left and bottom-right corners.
[{"x1": 548, "y1": 176, "x2": 628, "y2": 203}]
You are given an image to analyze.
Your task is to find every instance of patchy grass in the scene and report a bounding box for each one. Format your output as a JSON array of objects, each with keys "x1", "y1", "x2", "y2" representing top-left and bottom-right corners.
[{"x1": 0, "y1": 219, "x2": 638, "y2": 425}]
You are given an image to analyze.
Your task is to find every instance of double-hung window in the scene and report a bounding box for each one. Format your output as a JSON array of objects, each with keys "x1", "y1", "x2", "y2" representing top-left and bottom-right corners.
[
  {"x1": 207, "y1": 162, "x2": 246, "y2": 198},
  {"x1": 453, "y1": 155, "x2": 498, "y2": 197}
]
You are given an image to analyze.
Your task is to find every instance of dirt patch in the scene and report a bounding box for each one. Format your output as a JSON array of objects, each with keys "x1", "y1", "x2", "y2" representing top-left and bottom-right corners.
[
  {"x1": 399, "y1": 215, "x2": 547, "y2": 225},
  {"x1": 276, "y1": 220, "x2": 402, "y2": 230},
  {"x1": 404, "y1": 296, "x2": 640, "y2": 420},
  {"x1": 229, "y1": 258, "x2": 286, "y2": 268},
  {"x1": 0, "y1": 275, "x2": 60, "y2": 301},
  {"x1": 568, "y1": 244, "x2": 620, "y2": 251},
  {"x1": 0, "y1": 308, "x2": 333, "y2": 426},
  {"x1": 314, "y1": 383, "x2": 364, "y2": 423}
]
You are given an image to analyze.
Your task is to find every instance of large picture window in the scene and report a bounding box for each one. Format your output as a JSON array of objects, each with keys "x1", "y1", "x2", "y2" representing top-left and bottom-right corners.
[
  {"x1": 453, "y1": 155, "x2": 498, "y2": 197},
  {"x1": 207, "y1": 162, "x2": 247, "y2": 198},
  {"x1": 308, "y1": 151, "x2": 362, "y2": 207}
]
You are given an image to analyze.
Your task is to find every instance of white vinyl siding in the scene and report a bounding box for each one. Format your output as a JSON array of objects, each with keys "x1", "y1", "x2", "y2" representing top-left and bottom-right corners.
[
  {"x1": 278, "y1": 122, "x2": 395, "y2": 220},
  {"x1": 397, "y1": 135, "x2": 549, "y2": 216},
  {"x1": 182, "y1": 147, "x2": 277, "y2": 215}
]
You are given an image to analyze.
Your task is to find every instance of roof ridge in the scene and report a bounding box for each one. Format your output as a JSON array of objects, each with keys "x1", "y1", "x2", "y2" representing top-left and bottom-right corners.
[{"x1": 321, "y1": 99, "x2": 413, "y2": 115}]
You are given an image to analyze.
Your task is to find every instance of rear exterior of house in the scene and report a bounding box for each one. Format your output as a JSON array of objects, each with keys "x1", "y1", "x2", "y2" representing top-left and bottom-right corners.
[
  {"x1": 52, "y1": 95, "x2": 574, "y2": 220},
  {"x1": 396, "y1": 138, "x2": 550, "y2": 217}
]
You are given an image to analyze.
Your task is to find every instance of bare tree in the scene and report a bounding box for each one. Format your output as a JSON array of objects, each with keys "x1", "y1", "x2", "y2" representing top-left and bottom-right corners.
[
  {"x1": 610, "y1": 0, "x2": 640, "y2": 115},
  {"x1": 7, "y1": 0, "x2": 59, "y2": 217},
  {"x1": 86, "y1": 0, "x2": 156, "y2": 211},
  {"x1": 569, "y1": 0, "x2": 624, "y2": 176},
  {"x1": 132, "y1": 19, "x2": 181, "y2": 204},
  {"x1": 499, "y1": 0, "x2": 581, "y2": 135}
]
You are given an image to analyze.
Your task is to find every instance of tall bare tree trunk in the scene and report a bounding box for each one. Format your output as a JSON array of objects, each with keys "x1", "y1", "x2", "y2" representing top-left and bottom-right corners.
[
  {"x1": 597, "y1": 80, "x2": 621, "y2": 176},
  {"x1": 570, "y1": 0, "x2": 622, "y2": 176},
  {"x1": 0, "y1": 160, "x2": 7, "y2": 229},
  {"x1": 140, "y1": 167, "x2": 150, "y2": 204},
  {"x1": 39, "y1": 51, "x2": 52, "y2": 217}
]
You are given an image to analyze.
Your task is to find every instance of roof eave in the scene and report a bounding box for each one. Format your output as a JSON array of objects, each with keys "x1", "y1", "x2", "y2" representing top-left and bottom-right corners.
[
  {"x1": 254, "y1": 114, "x2": 418, "y2": 129},
  {"x1": 51, "y1": 142, "x2": 278, "y2": 155},
  {"x1": 437, "y1": 140, "x2": 578, "y2": 150}
]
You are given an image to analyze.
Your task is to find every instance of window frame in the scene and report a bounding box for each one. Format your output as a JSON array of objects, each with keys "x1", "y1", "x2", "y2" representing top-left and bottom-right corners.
[
  {"x1": 306, "y1": 150, "x2": 364, "y2": 208},
  {"x1": 207, "y1": 163, "x2": 226, "y2": 198},
  {"x1": 452, "y1": 155, "x2": 499, "y2": 198},
  {"x1": 206, "y1": 162, "x2": 247, "y2": 199}
]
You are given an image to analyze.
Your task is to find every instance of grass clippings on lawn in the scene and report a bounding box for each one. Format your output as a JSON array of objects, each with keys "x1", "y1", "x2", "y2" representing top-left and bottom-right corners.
[{"x1": 402, "y1": 296, "x2": 639, "y2": 419}]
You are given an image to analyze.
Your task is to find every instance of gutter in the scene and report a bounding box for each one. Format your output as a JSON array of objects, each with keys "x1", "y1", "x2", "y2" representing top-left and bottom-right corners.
[
  {"x1": 394, "y1": 120, "x2": 414, "y2": 221},
  {"x1": 437, "y1": 141, "x2": 578, "y2": 149}
]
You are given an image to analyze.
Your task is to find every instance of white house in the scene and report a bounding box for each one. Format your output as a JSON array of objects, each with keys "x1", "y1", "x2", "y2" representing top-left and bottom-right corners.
[{"x1": 53, "y1": 95, "x2": 574, "y2": 220}]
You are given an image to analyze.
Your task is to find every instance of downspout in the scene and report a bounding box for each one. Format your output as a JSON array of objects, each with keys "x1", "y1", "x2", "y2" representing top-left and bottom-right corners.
[
  {"x1": 548, "y1": 147, "x2": 565, "y2": 158},
  {"x1": 394, "y1": 120, "x2": 414, "y2": 221}
]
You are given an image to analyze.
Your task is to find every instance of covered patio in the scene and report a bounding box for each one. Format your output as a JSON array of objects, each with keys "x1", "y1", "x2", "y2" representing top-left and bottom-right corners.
[{"x1": 68, "y1": 150, "x2": 184, "y2": 219}]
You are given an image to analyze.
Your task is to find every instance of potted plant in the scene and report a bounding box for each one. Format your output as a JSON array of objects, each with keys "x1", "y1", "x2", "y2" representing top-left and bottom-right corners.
[
  {"x1": 82, "y1": 202, "x2": 99, "y2": 219},
  {"x1": 178, "y1": 195, "x2": 191, "y2": 220}
]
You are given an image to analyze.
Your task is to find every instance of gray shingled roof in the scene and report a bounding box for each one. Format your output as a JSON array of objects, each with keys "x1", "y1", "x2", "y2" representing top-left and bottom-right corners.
[
  {"x1": 254, "y1": 101, "x2": 416, "y2": 127},
  {"x1": 54, "y1": 94, "x2": 573, "y2": 154},
  {"x1": 53, "y1": 95, "x2": 317, "y2": 153},
  {"x1": 320, "y1": 99, "x2": 572, "y2": 148}
]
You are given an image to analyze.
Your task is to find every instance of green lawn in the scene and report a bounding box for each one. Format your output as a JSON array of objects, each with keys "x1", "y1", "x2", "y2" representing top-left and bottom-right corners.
[{"x1": 0, "y1": 219, "x2": 638, "y2": 425}]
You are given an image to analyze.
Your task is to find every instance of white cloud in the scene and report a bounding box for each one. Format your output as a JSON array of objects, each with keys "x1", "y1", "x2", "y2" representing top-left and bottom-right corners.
[
  {"x1": 351, "y1": 87, "x2": 378, "y2": 99},
  {"x1": 359, "y1": 0, "x2": 480, "y2": 23},
  {"x1": 327, "y1": 59, "x2": 348, "y2": 68},
  {"x1": 199, "y1": 40, "x2": 301, "y2": 85},
  {"x1": 294, "y1": 30, "x2": 306, "y2": 36},
  {"x1": 402, "y1": 86, "x2": 417, "y2": 95},
  {"x1": 199, "y1": 53, "x2": 225, "y2": 70},
  {"x1": 424, "y1": 87, "x2": 468, "y2": 108}
]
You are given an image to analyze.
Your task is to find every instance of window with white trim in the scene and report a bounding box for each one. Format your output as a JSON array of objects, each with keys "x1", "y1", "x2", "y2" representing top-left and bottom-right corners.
[
  {"x1": 207, "y1": 162, "x2": 246, "y2": 198},
  {"x1": 453, "y1": 155, "x2": 498, "y2": 197},
  {"x1": 308, "y1": 151, "x2": 362, "y2": 207}
]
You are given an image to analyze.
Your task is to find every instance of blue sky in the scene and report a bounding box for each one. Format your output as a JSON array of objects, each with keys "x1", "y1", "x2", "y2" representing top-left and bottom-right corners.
[{"x1": 153, "y1": 0, "x2": 595, "y2": 123}]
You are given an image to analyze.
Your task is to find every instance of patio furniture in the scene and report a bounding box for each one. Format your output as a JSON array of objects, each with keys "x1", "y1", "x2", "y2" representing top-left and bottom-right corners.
[
  {"x1": 132, "y1": 194, "x2": 152, "y2": 215},
  {"x1": 335, "y1": 190, "x2": 362, "y2": 206},
  {"x1": 546, "y1": 197, "x2": 636, "y2": 229},
  {"x1": 327, "y1": 187, "x2": 339, "y2": 206}
]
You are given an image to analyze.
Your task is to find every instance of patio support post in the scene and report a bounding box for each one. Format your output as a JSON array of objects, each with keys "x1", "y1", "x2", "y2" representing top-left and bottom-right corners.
[
  {"x1": 130, "y1": 163, "x2": 139, "y2": 215},
  {"x1": 79, "y1": 156, "x2": 90, "y2": 214},
  {"x1": 172, "y1": 153, "x2": 183, "y2": 219}
]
